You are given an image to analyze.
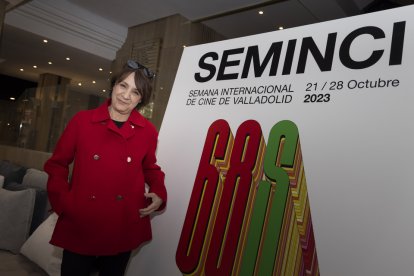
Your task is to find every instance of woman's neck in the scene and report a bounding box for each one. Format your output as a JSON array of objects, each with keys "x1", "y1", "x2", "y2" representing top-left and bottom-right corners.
[{"x1": 108, "y1": 106, "x2": 128, "y2": 122}]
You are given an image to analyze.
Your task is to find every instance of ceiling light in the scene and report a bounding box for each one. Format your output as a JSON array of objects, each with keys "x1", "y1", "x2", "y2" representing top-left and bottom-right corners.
[
  {"x1": 33, "y1": 65, "x2": 37, "y2": 68},
  {"x1": 99, "y1": 68, "x2": 103, "y2": 71},
  {"x1": 258, "y1": 10, "x2": 264, "y2": 15},
  {"x1": 66, "y1": 57, "x2": 71, "y2": 61},
  {"x1": 43, "y1": 39, "x2": 48, "y2": 43},
  {"x1": 92, "y1": 81, "x2": 96, "y2": 84},
  {"x1": 278, "y1": 26, "x2": 284, "y2": 30},
  {"x1": 10, "y1": 97, "x2": 16, "y2": 101},
  {"x1": 48, "y1": 61, "x2": 53, "y2": 65},
  {"x1": 78, "y1": 82, "x2": 82, "y2": 86},
  {"x1": 19, "y1": 68, "x2": 24, "y2": 71},
  {"x1": 102, "y1": 89, "x2": 106, "y2": 92}
]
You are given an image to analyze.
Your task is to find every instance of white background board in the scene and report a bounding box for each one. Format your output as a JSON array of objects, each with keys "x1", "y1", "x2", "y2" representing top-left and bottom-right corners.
[{"x1": 128, "y1": 5, "x2": 414, "y2": 276}]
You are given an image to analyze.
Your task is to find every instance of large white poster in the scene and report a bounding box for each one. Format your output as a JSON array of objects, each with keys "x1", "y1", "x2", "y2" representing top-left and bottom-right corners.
[{"x1": 128, "y1": 5, "x2": 414, "y2": 276}]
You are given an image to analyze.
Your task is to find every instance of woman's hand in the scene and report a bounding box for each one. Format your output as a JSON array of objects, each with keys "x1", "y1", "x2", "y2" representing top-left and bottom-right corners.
[{"x1": 139, "y1": 193, "x2": 163, "y2": 217}]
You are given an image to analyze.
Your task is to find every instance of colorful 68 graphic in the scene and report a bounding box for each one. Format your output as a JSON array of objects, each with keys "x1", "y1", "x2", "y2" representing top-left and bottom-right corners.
[{"x1": 176, "y1": 120, "x2": 319, "y2": 276}]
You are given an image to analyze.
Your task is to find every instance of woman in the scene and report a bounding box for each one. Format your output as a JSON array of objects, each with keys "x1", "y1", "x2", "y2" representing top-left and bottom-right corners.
[{"x1": 44, "y1": 60, "x2": 167, "y2": 276}]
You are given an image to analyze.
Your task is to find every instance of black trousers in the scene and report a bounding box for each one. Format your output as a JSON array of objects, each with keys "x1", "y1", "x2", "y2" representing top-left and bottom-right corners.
[{"x1": 61, "y1": 249, "x2": 132, "y2": 276}]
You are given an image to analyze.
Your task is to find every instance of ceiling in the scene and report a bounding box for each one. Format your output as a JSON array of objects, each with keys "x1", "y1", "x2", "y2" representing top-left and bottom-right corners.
[{"x1": 0, "y1": 0, "x2": 411, "y2": 100}]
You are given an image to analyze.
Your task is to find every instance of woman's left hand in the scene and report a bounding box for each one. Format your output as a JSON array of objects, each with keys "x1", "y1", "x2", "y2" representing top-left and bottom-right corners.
[{"x1": 139, "y1": 193, "x2": 163, "y2": 217}]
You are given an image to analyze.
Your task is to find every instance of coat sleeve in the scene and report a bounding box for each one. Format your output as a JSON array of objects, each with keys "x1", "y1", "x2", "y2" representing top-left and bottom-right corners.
[
  {"x1": 143, "y1": 134, "x2": 167, "y2": 211},
  {"x1": 44, "y1": 114, "x2": 79, "y2": 215}
]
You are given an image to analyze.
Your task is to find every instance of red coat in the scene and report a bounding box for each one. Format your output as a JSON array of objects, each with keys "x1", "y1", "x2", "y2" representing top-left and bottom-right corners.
[{"x1": 44, "y1": 100, "x2": 167, "y2": 255}]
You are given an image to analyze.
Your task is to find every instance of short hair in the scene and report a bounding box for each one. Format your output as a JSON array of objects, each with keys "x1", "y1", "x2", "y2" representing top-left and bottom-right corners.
[{"x1": 109, "y1": 63, "x2": 153, "y2": 110}]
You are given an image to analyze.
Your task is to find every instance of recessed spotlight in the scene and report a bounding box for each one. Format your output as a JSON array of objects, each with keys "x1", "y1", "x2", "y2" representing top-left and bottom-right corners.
[
  {"x1": 92, "y1": 81, "x2": 96, "y2": 84},
  {"x1": 33, "y1": 65, "x2": 37, "y2": 68},
  {"x1": 43, "y1": 39, "x2": 48, "y2": 43},
  {"x1": 183, "y1": 45, "x2": 187, "y2": 48},
  {"x1": 102, "y1": 89, "x2": 106, "y2": 92},
  {"x1": 78, "y1": 82, "x2": 82, "y2": 86},
  {"x1": 48, "y1": 61, "x2": 53, "y2": 65},
  {"x1": 10, "y1": 97, "x2": 16, "y2": 101},
  {"x1": 278, "y1": 26, "x2": 284, "y2": 30},
  {"x1": 99, "y1": 68, "x2": 103, "y2": 71},
  {"x1": 20, "y1": 68, "x2": 24, "y2": 71},
  {"x1": 66, "y1": 57, "x2": 71, "y2": 61},
  {"x1": 258, "y1": 10, "x2": 264, "y2": 15}
]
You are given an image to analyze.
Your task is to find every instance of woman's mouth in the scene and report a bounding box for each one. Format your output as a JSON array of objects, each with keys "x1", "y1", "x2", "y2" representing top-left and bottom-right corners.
[{"x1": 116, "y1": 98, "x2": 129, "y2": 105}]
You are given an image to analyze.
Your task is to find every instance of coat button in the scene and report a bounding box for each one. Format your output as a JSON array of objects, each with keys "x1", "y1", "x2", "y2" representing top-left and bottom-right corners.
[
  {"x1": 127, "y1": 156, "x2": 132, "y2": 163},
  {"x1": 93, "y1": 154, "x2": 100, "y2": 160},
  {"x1": 116, "y1": 195, "x2": 124, "y2": 201}
]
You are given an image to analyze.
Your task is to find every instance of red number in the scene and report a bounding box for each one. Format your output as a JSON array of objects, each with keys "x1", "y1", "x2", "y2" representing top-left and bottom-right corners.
[
  {"x1": 205, "y1": 120, "x2": 263, "y2": 275},
  {"x1": 176, "y1": 119, "x2": 232, "y2": 274}
]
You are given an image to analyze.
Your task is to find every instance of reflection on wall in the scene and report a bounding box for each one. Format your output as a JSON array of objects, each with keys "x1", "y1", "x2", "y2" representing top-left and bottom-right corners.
[{"x1": 0, "y1": 85, "x2": 106, "y2": 152}]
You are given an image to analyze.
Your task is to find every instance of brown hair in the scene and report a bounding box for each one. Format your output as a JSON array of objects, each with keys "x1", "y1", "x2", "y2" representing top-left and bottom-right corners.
[{"x1": 110, "y1": 63, "x2": 153, "y2": 110}]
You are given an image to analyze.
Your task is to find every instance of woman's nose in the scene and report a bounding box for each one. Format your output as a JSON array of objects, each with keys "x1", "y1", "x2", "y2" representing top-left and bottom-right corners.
[{"x1": 121, "y1": 90, "x2": 132, "y2": 99}]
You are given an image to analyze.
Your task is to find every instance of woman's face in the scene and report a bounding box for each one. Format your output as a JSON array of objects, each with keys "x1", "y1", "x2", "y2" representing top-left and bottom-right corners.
[{"x1": 111, "y1": 72, "x2": 142, "y2": 116}]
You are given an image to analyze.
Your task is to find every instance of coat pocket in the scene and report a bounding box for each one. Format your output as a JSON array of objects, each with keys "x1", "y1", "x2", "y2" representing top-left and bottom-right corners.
[{"x1": 60, "y1": 190, "x2": 76, "y2": 217}]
